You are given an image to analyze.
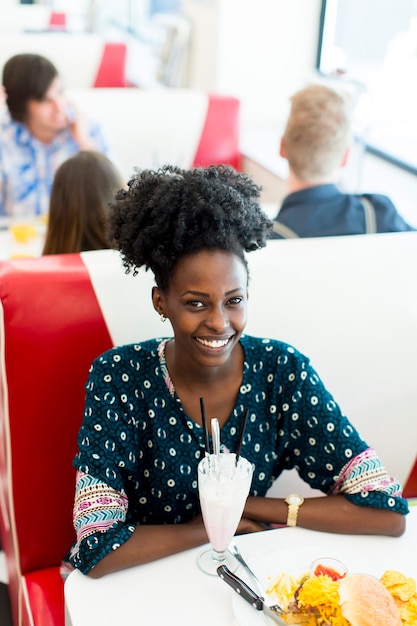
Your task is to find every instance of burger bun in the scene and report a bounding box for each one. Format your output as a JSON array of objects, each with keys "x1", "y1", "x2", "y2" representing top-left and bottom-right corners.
[{"x1": 339, "y1": 574, "x2": 401, "y2": 626}]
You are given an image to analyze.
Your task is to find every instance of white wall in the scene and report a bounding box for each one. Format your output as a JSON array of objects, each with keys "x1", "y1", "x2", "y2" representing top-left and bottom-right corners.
[{"x1": 182, "y1": 0, "x2": 322, "y2": 128}]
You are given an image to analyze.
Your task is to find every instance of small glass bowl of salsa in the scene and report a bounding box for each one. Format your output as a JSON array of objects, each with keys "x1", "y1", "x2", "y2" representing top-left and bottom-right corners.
[{"x1": 309, "y1": 557, "x2": 348, "y2": 581}]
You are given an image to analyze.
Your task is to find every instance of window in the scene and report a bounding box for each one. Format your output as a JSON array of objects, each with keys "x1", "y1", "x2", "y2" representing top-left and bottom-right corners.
[{"x1": 318, "y1": 0, "x2": 417, "y2": 174}]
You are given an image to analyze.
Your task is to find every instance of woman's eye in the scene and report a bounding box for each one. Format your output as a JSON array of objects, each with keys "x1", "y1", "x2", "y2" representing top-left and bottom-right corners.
[
  {"x1": 228, "y1": 296, "x2": 243, "y2": 305},
  {"x1": 188, "y1": 300, "x2": 205, "y2": 308}
]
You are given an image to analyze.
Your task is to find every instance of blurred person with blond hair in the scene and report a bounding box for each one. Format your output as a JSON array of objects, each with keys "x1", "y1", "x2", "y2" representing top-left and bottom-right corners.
[
  {"x1": 42, "y1": 151, "x2": 124, "y2": 255},
  {"x1": 0, "y1": 53, "x2": 112, "y2": 218},
  {"x1": 270, "y1": 83, "x2": 415, "y2": 239}
]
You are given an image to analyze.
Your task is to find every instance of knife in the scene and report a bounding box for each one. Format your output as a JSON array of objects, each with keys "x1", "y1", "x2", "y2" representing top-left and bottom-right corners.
[{"x1": 217, "y1": 564, "x2": 287, "y2": 625}]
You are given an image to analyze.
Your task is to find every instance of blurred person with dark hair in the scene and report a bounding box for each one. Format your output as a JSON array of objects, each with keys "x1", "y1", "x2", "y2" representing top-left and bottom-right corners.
[
  {"x1": 0, "y1": 53, "x2": 112, "y2": 218},
  {"x1": 42, "y1": 151, "x2": 124, "y2": 255},
  {"x1": 270, "y1": 84, "x2": 415, "y2": 239}
]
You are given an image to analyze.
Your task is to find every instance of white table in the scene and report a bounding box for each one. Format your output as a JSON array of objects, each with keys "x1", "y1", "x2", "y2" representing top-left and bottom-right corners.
[{"x1": 65, "y1": 505, "x2": 417, "y2": 626}]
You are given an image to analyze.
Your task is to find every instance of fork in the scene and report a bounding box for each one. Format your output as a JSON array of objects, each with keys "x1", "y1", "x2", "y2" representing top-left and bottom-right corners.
[{"x1": 229, "y1": 542, "x2": 285, "y2": 614}]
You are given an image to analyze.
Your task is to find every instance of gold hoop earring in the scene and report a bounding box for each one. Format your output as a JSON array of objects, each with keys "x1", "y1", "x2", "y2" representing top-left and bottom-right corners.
[{"x1": 160, "y1": 314, "x2": 167, "y2": 322}]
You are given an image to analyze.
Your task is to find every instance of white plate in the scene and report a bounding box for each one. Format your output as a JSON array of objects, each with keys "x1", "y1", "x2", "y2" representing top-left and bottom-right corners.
[{"x1": 231, "y1": 544, "x2": 406, "y2": 626}]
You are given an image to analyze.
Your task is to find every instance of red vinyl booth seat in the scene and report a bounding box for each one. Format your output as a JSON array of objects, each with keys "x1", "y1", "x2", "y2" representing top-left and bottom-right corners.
[
  {"x1": 0, "y1": 255, "x2": 115, "y2": 626},
  {"x1": 23, "y1": 569, "x2": 64, "y2": 626}
]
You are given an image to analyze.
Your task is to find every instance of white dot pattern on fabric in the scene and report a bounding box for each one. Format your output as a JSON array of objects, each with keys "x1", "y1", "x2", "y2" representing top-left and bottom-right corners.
[{"x1": 71, "y1": 335, "x2": 408, "y2": 574}]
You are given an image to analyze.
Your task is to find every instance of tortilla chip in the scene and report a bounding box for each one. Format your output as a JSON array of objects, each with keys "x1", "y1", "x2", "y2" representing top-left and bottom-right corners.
[
  {"x1": 399, "y1": 595, "x2": 417, "y2": 626},
  {"x1": 381, "y1": 570, "x2": 416, "y2": 602}
]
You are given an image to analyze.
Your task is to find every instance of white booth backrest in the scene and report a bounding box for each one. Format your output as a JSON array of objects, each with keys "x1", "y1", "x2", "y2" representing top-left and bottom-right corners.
[
  {"x1": 69, "y1": 88, "x2": 209, "y2": 181},
  {"x1": 81, "y1": 231, "x2": 417, "y2": 497},
  {"x1": 0, "y1": 33, "x2": 104, "y2": 90}
]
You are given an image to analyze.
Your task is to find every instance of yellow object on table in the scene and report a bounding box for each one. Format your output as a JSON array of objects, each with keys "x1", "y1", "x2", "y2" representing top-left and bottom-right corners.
[{"x1": 9, "y1": 223, "x2": 38, "y2": 244}]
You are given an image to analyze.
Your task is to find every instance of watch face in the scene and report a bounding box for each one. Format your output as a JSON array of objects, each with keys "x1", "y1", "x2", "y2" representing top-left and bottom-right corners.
[{"x1": 287, "y1": 494, "x2": 302, "y2": 505}]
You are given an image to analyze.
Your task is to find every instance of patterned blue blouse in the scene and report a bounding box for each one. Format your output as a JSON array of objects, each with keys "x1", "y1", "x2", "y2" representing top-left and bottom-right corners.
[{"x1": 68, "y1": 335, "x2": 408, "y2": 574}]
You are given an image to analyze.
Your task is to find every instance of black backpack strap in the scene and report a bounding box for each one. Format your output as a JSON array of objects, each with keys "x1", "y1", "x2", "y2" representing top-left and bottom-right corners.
[
  {"x1": 272, "y1": 221, "x2": 300, "y2": 239},
  {"x1": 360, "y1": 196, "x2": 377, "y2": 234}
]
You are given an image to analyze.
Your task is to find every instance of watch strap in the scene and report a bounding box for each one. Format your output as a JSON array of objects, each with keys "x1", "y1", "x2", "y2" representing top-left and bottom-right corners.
[
  {"x1": 285, "y1": 494, "x2": 304, "y2": 527},
  {"x1": 286, "y1": 502, "x2": 300, "y2": 527}
]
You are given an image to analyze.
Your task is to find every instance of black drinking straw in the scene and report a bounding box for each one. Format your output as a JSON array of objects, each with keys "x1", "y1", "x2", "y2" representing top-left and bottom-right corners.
[
  {"x1": 200, "y1": 397, "x2": 210, "y2": 455},
  {"x1": 235, "y1": 408, "x2": 249, "y2": 463}
]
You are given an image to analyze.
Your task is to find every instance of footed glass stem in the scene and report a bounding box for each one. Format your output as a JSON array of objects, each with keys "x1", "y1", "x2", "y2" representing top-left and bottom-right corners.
[{"x1": 197, "y1": 547, "x2": 238, "y2": 576}]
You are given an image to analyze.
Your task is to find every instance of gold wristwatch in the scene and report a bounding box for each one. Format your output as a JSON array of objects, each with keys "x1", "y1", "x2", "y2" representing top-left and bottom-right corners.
[{"x1": 285, "y1": 493, "x2": 304, "y2": 527}]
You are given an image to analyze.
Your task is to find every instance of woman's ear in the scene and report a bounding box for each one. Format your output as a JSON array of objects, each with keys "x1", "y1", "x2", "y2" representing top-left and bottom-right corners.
[{"x1": 152, "y1": 286, "x2": 165, "y2": 316}]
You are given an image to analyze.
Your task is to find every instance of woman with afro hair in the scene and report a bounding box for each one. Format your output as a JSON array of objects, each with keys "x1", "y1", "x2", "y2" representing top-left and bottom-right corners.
[{"x1": 67, "y1": 164, "x2": 408, "y2": 578}]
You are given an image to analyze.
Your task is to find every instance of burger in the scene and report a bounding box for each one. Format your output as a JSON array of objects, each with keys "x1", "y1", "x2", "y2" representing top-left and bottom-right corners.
[{"x1": 339, "y1": 574, "x2": 402, "y2": 626}]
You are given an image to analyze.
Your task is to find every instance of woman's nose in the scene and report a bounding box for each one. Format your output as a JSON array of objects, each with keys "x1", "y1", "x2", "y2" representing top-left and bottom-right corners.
[{"x1": 206, "y1": 306, "x2": 229, "y2": 331}]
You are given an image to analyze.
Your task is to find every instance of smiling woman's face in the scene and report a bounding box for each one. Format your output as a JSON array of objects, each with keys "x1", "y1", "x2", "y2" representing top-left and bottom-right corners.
[{"x1": 153, "y1": 249, "x2": 248, "y2": 369}]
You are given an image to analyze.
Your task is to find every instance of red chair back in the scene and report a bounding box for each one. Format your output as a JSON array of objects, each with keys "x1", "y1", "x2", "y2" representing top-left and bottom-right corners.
[
  {"x1": 48, "y1": 11, "x2": 66, "y2": 31},
  {"x1": 93, "y1": 42, "x2": 127, "y2": 88},
  {"x1": 193, "y1": 95, "x2": 241, "y2": 171}
]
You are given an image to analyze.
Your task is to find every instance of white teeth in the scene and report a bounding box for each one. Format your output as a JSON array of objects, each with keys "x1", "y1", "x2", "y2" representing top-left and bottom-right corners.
[{"x1": 196, "y1": 337, "x2": 229, "y2": 348}]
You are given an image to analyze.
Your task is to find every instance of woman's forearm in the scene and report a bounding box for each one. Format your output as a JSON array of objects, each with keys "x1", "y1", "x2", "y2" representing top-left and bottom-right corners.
[
  {"x1": 244, "y1": 495, "x2": 406, "y2": 537},
  {"x1": 88, "y1": 519, "x2": 209, "y2": 578},
  {"x1": 88, "y1": 495, "x2": 406, "y2": 578}
]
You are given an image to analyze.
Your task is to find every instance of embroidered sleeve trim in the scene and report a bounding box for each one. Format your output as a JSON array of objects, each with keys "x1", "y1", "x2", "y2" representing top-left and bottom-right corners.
[
  {"x1": 73, "y1": 470, "x2": 129, "y2": 544},
  {"x1": 329, "y1": 447, "x2": 403, "y2": 498}
]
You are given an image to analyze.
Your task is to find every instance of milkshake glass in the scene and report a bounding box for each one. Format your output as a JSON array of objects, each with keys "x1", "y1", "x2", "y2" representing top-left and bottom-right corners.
[{"x1": 197, "y1": 452, "x2": 253, "y2": 575}]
